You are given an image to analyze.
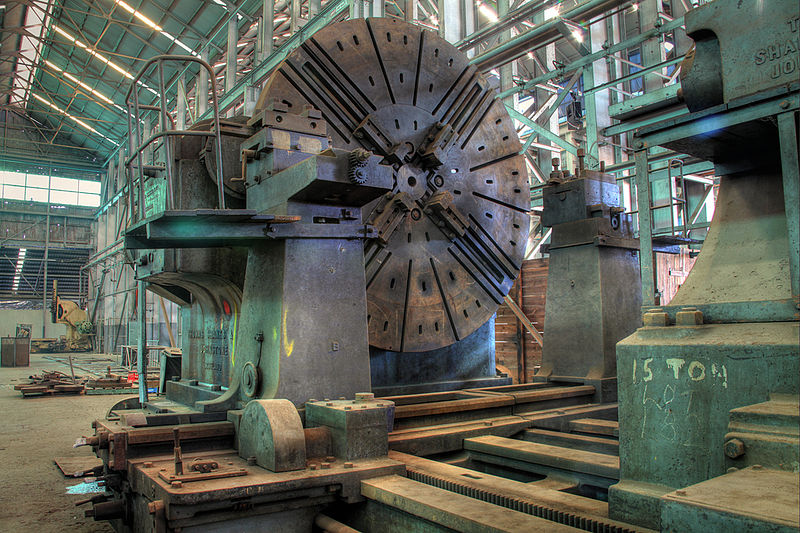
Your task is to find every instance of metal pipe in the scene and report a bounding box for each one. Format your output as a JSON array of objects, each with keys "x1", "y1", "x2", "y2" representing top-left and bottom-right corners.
[
  {"x1": 136, "y1": 278, "x2": 148, "y2": 404},
  {"x1": 125, "y1": 55, "x2": 226, "y2": 210},
  {"x1": 42, "y1": 176, "x2": 51, "y2": 337},
  {"x1": 124, "y1": 130, "x2": 217, "y2": 168},
  {"x1": 157, "y1": 61, "x2": 176, "y2": 210},
  {"x1": 131, "y1": 85, "x2": 146, "y2": 223},
  {"x1": 497, "y1": 15, "x2": 684, "y2": 99},
  {"x1": 314, "y1": 514, "x2": 361, "y2": 533}
]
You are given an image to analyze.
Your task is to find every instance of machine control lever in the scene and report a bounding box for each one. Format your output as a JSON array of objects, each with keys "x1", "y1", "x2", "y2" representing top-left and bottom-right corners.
[{"x1": 173, "y1": 427, "x2": 183, "y2": 475}]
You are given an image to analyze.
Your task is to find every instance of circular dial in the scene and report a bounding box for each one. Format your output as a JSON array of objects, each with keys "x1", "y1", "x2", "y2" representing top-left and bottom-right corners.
[{"x1": 256, "y1": 18, "x2": 530, "y2": 352}]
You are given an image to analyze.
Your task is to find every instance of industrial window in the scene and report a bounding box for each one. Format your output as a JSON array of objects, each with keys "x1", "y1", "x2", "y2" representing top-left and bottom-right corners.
[{"x1": 0, "y1": 170, "x2": 100, "y2": 207}]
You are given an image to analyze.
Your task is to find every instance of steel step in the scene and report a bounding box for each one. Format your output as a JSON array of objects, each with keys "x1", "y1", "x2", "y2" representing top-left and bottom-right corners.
[
  {"x1": 464, "y1": 436, "x2": 620, "y2": 480},
  {"x1": 569, "y1": 418, "x2": 620, "y2": 437},
  {"x1": 390, "y1": 450, "x2": 651, "y2": 533},
  {"x1": 361, "y1": 474, "x2": 582, "y2": 532},
  {"x1": 523, "y1": 428, "x2": 619, "y2": 455}
]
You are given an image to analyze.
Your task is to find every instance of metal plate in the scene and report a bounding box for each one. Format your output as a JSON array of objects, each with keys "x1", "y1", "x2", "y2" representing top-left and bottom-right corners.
[{"x1": 256, "y1": 18, "x2": 529, "y2": 352}]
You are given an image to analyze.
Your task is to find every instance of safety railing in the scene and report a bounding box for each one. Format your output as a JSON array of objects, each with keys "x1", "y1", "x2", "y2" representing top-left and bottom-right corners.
[
  {"x1": 125, "y1": 55, "x2": 226, "y2": 224},
  {"x1": 649, "y1": 157, "x2": 688, "y2": 237}
]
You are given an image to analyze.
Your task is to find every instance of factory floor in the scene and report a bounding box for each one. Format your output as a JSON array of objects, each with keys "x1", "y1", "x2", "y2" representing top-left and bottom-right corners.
[{"x1": 0, "y1": 352, "x2": 114, "y2": 532}]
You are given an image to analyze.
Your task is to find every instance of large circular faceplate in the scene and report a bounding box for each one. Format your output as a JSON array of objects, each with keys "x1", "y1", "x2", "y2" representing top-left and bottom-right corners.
[{"x1": 256, "y1": 18, "x2": 530, "y2": 352}]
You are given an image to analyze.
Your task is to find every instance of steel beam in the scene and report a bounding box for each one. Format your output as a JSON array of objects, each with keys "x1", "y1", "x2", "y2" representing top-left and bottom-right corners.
[
  {"x1": 777, "y1": 111, "x2": 800, "y2": 301},
  {"x1": 634, "y1": 149, "x2": 656, "y2": 305}
]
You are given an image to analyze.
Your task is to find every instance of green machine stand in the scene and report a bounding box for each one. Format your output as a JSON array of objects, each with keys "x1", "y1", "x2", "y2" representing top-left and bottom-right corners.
[{"x1": 609, "y1": 0, "x2": 800, "y2": 529}]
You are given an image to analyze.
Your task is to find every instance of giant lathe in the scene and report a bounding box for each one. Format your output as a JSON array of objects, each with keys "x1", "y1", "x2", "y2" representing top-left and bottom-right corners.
[
  {"x1": 78, "y1": 4, "x2": 799, "y2": 532},
  {"x1": 81, "y1": 16, "x2": 645, "y2": 533}
]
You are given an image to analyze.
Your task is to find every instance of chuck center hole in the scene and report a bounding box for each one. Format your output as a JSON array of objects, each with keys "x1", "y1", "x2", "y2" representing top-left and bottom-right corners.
[{"x1": 407, "y1": 176, "x2": 417, "y2": 187}]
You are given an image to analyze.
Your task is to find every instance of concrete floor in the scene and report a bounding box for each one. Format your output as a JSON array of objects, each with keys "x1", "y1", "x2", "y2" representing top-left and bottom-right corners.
[{"x1": 0, "y1": 353, "x2": 115, "y2": 532}]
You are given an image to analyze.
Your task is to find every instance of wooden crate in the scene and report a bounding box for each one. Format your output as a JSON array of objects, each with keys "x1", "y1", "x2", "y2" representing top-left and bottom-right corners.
[{"x1": 1, "y1": 337, "x2": 30, "y2": 367}]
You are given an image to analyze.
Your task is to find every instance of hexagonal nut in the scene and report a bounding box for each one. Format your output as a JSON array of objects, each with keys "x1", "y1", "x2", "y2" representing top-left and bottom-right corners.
[
  {"x1": 676, "y1": 307, "x2": 704, "y2": 326},
  {"x1": 643, "y1": 311, "x2": 670, "y2": 327},
  {"x1": 724, "y1": 438, "x2": 745, "y2": 459}
]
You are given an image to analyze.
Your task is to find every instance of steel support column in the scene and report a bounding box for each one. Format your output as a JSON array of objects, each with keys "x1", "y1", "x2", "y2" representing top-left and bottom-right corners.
[
  {"x1": 351, "y1": 0, "x2": 385, "y2": 18},
  {"x1": 196, "y1": 49, "x2": 209, "y2": 120},
  {"x1": 226, "y1": 11, "x2": 238, "y2": 117},
  {"x1": 777, "y1": 111, "x2": 800, "y2": 301},
  {"x1": 258, "y1": 0, "x2": 275, "y2": 62},
  {"x1": 634, "y1": 149, "x2": 656, "y2": 306},
  {"x1": 176, "y1": 74, "x2": 187, "y2": 131},
  {"x1": 583, "y1": 17, "x2": 613, "y2": 167},
  {"x1": 136, "y1": 278, "x2": 148, "y2": 404},
  {"x1": 638, "y1": 0, "x2": 666, "y2": 92},
  {"x1": 438, "y1": 0, "x2": 475, "y2": 48}
]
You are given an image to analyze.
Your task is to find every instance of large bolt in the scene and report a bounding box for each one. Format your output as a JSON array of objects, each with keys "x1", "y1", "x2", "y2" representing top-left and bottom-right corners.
[
  {"x1": 643, "y1": 308, "x2": 670, "y2": 327},
  {"x1": 724, "y1": 438, "x2": 745, "y2": 459},
  {"x1": 676, "y1": 307, "x2": 704, "y2": 326}
]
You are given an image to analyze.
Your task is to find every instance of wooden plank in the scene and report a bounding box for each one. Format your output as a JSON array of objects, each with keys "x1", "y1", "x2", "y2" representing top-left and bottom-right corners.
[{"x1": 54, "y1": 456, "x2": 103, "y2": 477}]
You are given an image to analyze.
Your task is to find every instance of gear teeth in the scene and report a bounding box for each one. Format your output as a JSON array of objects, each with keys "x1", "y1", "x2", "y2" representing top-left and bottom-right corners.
[
  {"x1": 406, "y1": 467, "x2": 640, "y2": 533},
  {"x1": 348, "y1": 148, "x2": 372, "y2": 184}
]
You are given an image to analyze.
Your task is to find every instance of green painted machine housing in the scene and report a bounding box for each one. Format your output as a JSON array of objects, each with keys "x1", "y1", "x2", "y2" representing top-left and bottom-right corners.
[{"x1": 609, "y1": 0, "x2": 800, "y2": 529}]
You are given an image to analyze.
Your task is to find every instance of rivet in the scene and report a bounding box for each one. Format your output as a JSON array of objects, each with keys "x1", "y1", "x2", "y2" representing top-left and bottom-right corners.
[
  {"x1": 321, "y1": 462, "x2": 331, "y2": 469},
  {"x1": 344, "y1": 462, "x2": 354, "y2": 468}
]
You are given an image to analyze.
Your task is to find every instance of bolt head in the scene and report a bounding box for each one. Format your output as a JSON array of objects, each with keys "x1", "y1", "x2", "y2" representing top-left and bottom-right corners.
[
  {"x1": 643, "y1": 310, "x2": 670, "y2": 327},
  {"x1": 724, "y1": 438, "x2": 745, "y2": 459},
  {"x1": 676, "y1": 307, "x2": 704, "y2": 326}
]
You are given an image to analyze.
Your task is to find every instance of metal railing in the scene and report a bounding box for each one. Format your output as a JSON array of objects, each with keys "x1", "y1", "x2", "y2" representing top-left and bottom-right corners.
[
  {"x1": 649, "y1": 157, "x2": 688, "y2": 237},
  {"x1": 125, "y1": 55, "x2": 226, "y2": 224}
]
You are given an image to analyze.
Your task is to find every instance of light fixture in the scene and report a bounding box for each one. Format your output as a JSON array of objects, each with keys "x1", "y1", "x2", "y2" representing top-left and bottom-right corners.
[
  {"x1": 31, "y1": 92, "x2": 119, "y2": 145},
  {"x1": 478, "y1": 2, "x2": 499, "y2": 23},
  {"x1": 115, "y1": 0, "x2": 198, "y2": 56},
  {"x1": 44, "y1": 60, "x2": 113, "y2": 105},
  {"x1": 11, "y1": 248, "x2": 26, "y2": 293},
  {"x1": 53, "y1": 25, "x2": 158, "y2": 96}
]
